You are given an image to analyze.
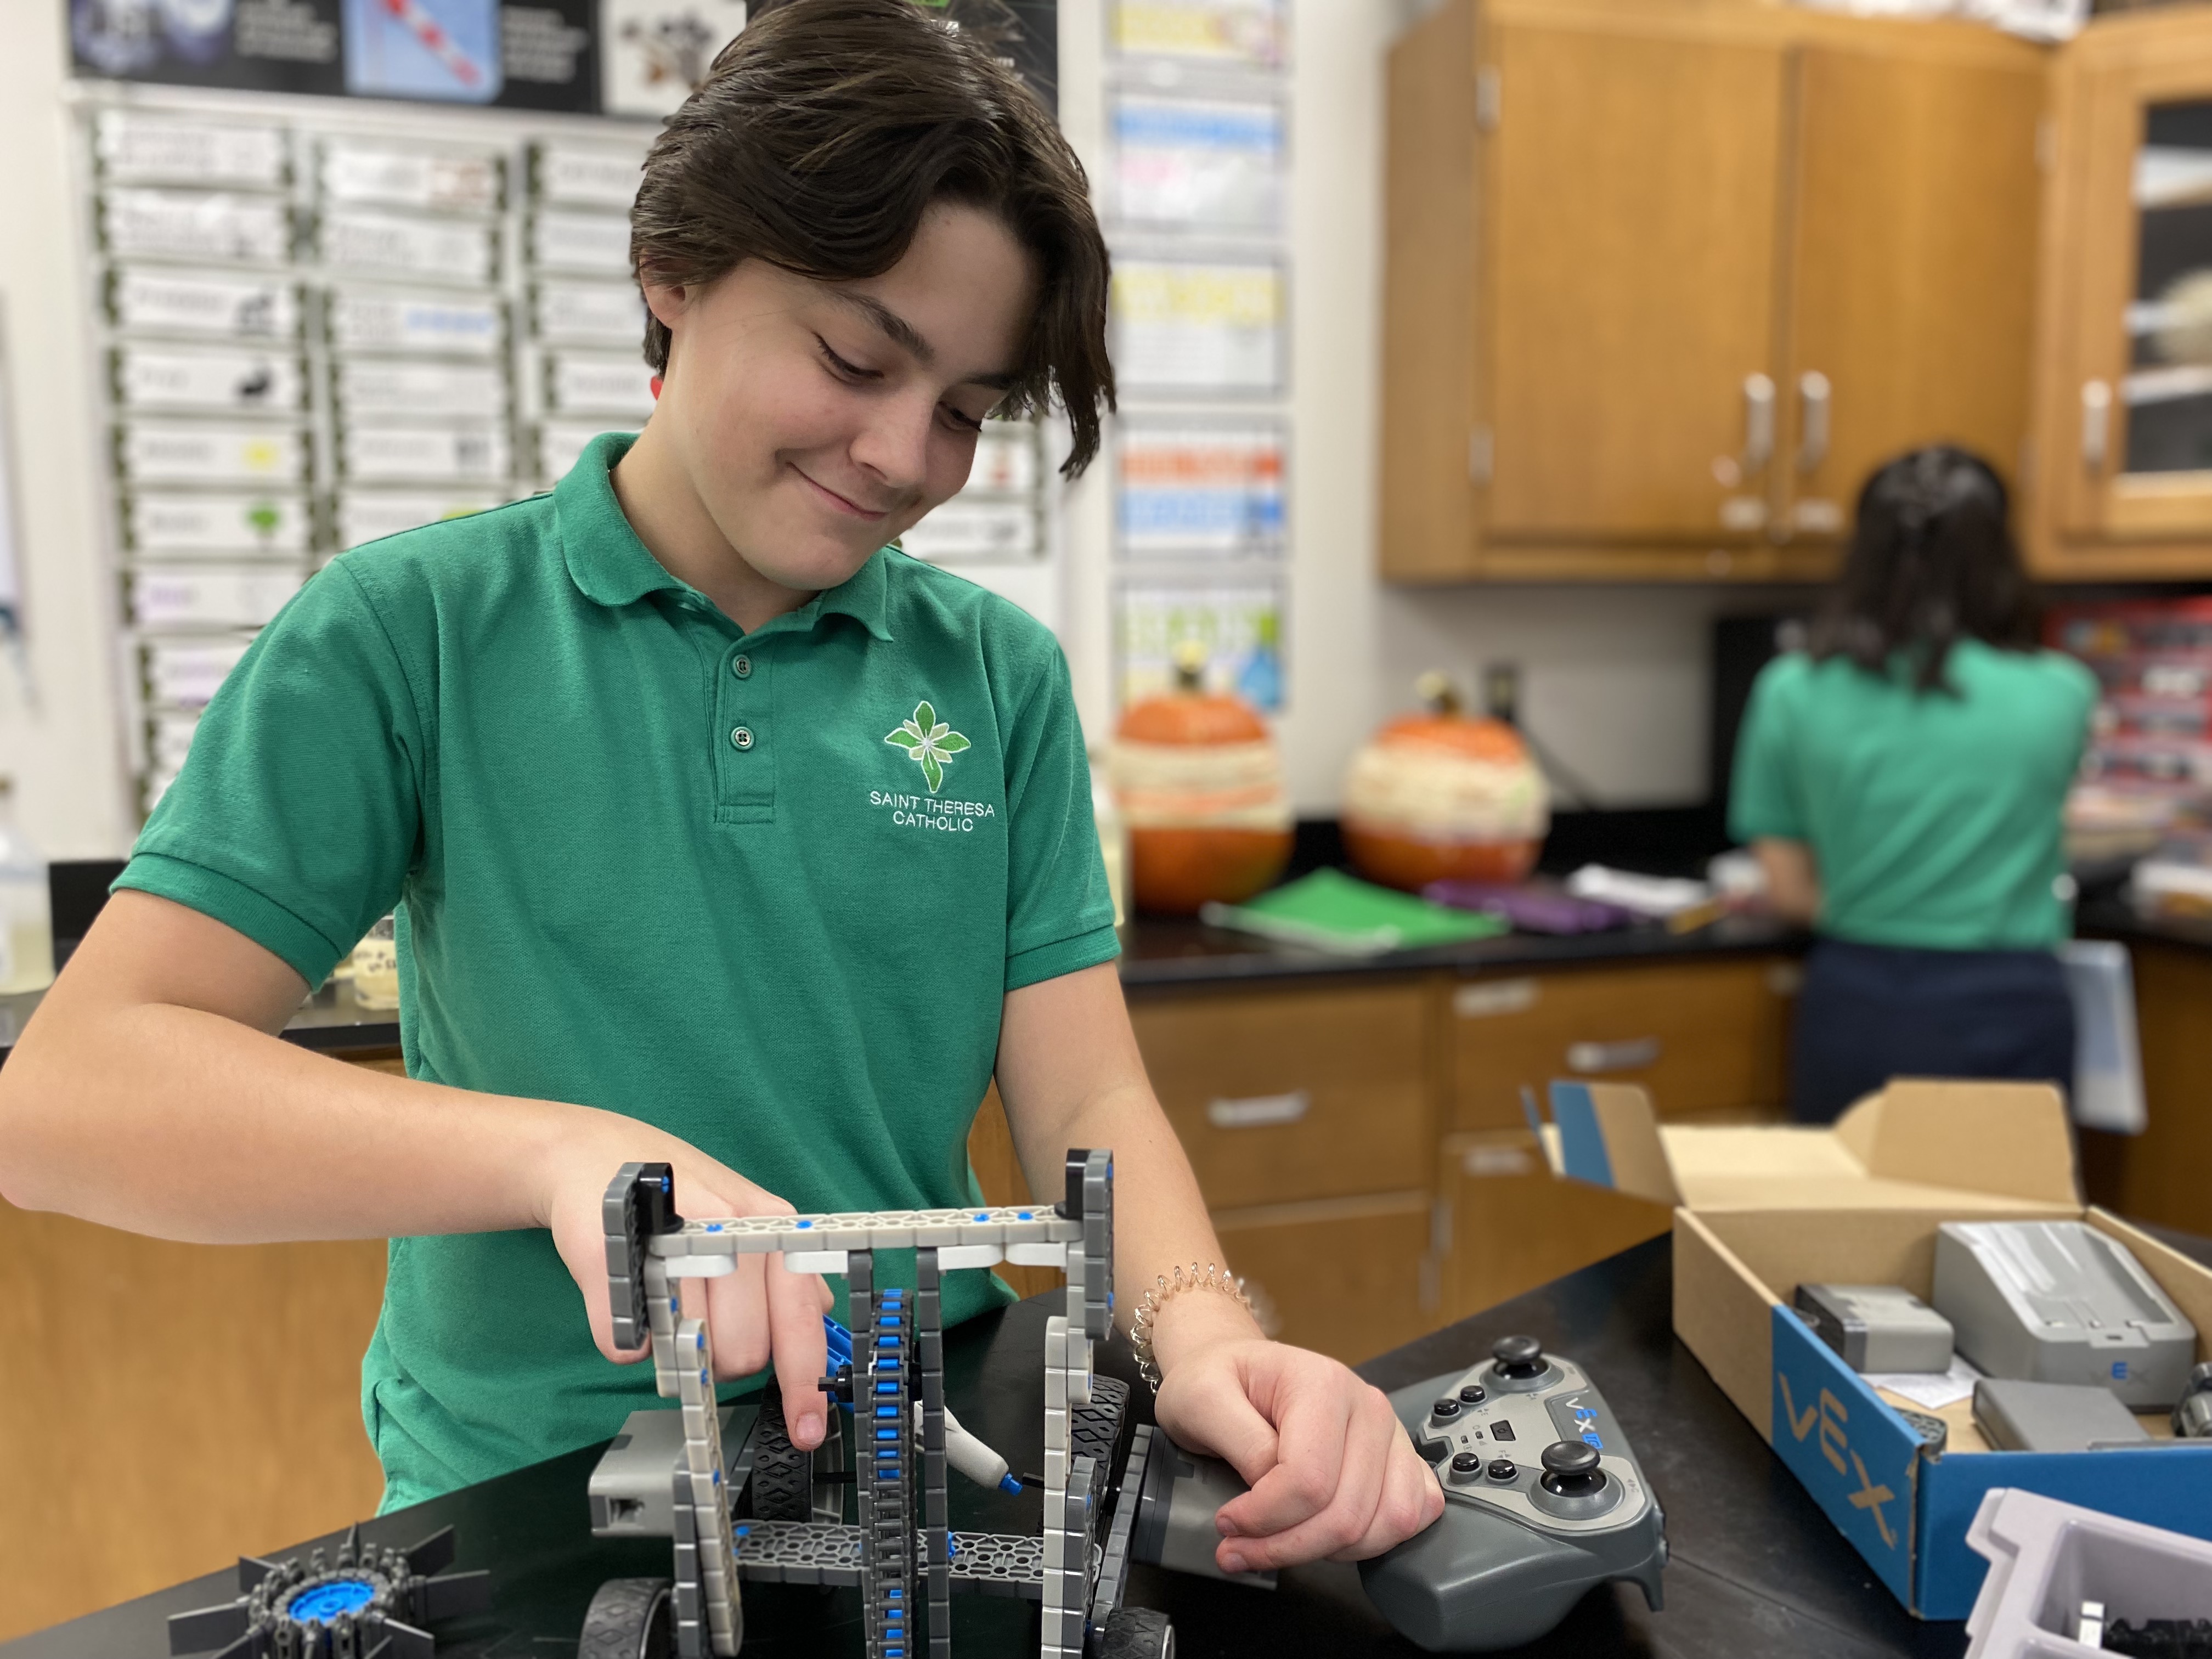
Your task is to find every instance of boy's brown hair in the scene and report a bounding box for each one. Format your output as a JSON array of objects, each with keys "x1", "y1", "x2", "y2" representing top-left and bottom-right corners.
[{"x1": 629, "y1": 0, "x2": 1115, "y2": 475}]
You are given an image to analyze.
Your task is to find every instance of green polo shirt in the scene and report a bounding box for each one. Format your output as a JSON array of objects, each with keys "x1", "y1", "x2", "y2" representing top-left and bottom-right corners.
[
  {"x1": 1729, "y1": 641, "x2": 2095, "y2": 951},
  {"x1": 116, "y1": 432, "x2": 1119, "y2": 1509}
]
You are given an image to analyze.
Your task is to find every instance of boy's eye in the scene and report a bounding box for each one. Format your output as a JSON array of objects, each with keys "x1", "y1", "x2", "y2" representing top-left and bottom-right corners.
[
  {"x1": 940, "y1": 405, "x2": 986, "y2": 434},
  {"x1": 815, "y1": 337, "x2": 878, "y2": 381}
]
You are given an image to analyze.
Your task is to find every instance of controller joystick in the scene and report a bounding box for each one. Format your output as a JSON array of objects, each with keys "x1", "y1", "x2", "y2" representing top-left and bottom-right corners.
[
  {"x1": 1539, "y1": 1441, "x2": 1606, "y2": 1498},
  {"x1": 1491, "y1": 1335, "x2": 1546, "y2": 1380},
  {"x1": 1362, "y1": 1344, "x2": 1663, "y2": 1650}
]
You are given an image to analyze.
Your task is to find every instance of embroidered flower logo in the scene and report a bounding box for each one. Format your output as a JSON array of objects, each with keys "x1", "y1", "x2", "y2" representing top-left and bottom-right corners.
[{"x1": 884, "y1": 700, "x2": 970, "y2": 794}]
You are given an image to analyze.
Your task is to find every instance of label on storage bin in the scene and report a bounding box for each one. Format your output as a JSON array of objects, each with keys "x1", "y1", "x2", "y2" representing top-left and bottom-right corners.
[{"x1": 110, "y1": 268, "x2": 299, "y2": 341}]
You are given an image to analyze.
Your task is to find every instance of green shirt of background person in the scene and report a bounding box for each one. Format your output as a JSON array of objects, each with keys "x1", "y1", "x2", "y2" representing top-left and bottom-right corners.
[
  {"x1": 0, "y1": 0, "x2": 1441, "y2": 1573},
  {"x1": 1730, "y1": 445, "x2": 2096, "y2": 1124}
]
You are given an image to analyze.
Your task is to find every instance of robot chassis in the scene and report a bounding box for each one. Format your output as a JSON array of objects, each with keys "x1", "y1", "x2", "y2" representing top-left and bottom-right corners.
[{"x1": 590, "y1": 1148, "x2": 1183, "y2": 1659}]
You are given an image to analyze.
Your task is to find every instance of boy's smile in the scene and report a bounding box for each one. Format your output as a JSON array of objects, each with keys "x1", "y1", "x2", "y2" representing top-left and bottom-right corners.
[{"x1": 614, "y1": 202, "x2": 1037, "y2": 633}]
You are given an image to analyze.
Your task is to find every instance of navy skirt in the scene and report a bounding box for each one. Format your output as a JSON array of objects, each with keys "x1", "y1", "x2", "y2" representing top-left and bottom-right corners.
[{"x1": 1788, "y1": 937, "x2": 2076, "y2": 1125}]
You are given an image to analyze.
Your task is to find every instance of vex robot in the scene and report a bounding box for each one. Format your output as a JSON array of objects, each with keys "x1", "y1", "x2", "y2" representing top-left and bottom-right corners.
[
  {"x1": 581, "y1": 1148, "x2": 1669, "y2": 1658},
  {"x1": 584, "y1": 1149, "x2": 1183, "y2": 1659}
]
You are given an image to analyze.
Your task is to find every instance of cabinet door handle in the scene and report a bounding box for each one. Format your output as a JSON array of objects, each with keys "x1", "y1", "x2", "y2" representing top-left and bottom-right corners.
[
  {"x1": 1206, "y1": 1090, "x2": 1311, "y2": 1130},
  {"x1": 1566, "y1": 1038, "x2": 1661, "y2": 1074},
  {"x1": 1797, "y1": 371, "x2": 1831, "y2": 473},
  {"x1": 1741, "y1": 374, "x2": 1777, "y2": 474},
  {"x1": 2081, "y1": 380, "x2": 2112, "y2": 473}
]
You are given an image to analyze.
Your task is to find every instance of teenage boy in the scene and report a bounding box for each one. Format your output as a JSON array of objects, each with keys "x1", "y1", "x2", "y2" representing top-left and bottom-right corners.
[{"x1": 0, "y1": 0, "x2": 1439, "y2": 1576}]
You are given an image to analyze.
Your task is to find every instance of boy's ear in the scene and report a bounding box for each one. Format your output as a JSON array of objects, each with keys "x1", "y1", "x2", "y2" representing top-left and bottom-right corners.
[{"x1": 641, "y1": 275, "x2": 690, "y2": 332}]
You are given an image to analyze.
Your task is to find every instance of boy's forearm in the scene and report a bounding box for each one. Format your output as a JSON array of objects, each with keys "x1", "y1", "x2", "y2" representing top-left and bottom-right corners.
[{"x1": 0, "y1": 994, "x2": 577, "y2": 1244}]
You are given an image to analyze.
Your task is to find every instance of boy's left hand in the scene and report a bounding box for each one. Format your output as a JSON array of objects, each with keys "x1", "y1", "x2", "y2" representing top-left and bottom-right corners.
[{"x1": 1153, "y1": 1325, "x2": 1445, "y2": 1574}]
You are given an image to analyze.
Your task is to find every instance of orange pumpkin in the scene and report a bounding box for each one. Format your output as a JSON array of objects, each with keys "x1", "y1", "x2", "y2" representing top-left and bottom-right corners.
[
  {"x1": 1110, "y1": 647, "x2": 1293, "y2": 916},
  {"x1": 1342, "y1": 674, "x2": 1548, "y2": 892}
]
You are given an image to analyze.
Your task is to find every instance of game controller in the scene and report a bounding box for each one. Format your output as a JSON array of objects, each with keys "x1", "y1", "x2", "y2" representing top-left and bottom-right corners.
[{"x1": 1357, "y1": 1334, "x2": 1667, "y2": 1652}]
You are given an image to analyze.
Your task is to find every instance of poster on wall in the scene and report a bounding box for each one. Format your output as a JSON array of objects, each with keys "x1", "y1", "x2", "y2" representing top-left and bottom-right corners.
[
  {"x1": 1114, "y1": 420, "x2": 1283, "y2": 558},
  {"x1": 1110, "y1": 93, "x2": 1282, "y2": 234},
  {"x1": 1109, "y1": 0, "x2": 1284, "y2": 68},
  {"x1": 1110, "y1": 258, "x2": 1284, "y2": 396},
  {"x1": 70, "y1": 0, "x2": 1056, "y2": 116},
  {"x1": 1117, "y1": 577, "x2": 1285, "y2": 712}
]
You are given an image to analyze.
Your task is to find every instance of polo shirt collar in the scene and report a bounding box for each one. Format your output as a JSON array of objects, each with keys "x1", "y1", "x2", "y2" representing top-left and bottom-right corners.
[{"x1": 556, "y1": 431, "x2": 894, "y2": 641}]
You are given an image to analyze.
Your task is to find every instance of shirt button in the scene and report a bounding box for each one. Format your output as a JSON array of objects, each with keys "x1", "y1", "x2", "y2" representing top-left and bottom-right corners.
[
  {"x1": 732, "y1": 655, "x2": 751, "y2": 678},
  {"x1": 730, "y1": 726, "x2": 754, "y2": 751}
]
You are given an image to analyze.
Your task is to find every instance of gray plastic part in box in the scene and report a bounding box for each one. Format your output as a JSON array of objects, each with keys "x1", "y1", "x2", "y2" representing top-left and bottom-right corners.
[
  {"x1": 1963, "y1": 1487, "x2": 2212, "y2": 1659},
  {"x1": 1796, "y1": 1283, "x2": 1956, "y2": 1374},
  {"x1": 1971, "y1": 1379, "x2": 2149, "y2": 1454},
  {"x1": 1932, "y1": 1222, "x2": 2198, "y2": 1409}
]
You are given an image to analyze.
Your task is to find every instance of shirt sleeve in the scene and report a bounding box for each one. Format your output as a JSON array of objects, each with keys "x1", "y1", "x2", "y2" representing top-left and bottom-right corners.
[
  {"x1": 116, "y1": 560, "x2": 427, "y2": 987},
  {"x1": 1728, "y1": 657, "x2": 1806, "y2": 844},
  {"x1": 997, "y1": 629, "x2": 1119, "y2": 994}
]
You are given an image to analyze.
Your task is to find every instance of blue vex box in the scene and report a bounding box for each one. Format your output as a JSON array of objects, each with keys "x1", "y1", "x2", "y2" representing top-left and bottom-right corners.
[{"x1": 1532, "y1": 1077, "x2": 2212, "y2": 1618}]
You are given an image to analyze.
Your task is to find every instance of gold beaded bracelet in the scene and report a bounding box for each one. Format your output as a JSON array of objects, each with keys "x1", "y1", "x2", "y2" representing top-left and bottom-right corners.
[{"x1": 1129, "y1": 1261, "x2": 1260, "y2": 1390}]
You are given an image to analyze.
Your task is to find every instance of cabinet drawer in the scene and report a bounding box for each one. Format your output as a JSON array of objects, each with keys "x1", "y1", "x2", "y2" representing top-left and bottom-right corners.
[
  {"x1": 1130, "y1": 981, "x2": 1436, "y2": 1210},
  {"x1": 1213, "y1": 1194, "x2": 1435, "y2": 1367},
  {"x1": 1448, "y1": 957, "x2": 1797, "y2": 1132},
  {"x1": 1437, "y1": 1133, "x2": 1673, "y2": 1323}
]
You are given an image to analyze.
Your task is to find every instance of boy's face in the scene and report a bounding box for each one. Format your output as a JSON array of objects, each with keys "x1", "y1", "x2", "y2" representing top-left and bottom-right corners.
[{"x1": 644, "y1": 203, "x2": 1035, "y2": 594}]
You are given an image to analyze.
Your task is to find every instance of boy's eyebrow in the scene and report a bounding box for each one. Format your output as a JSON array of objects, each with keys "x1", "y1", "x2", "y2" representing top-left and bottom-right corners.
[{"x1": 830, "y1": 290, "x2": 1020, "y2": 391}]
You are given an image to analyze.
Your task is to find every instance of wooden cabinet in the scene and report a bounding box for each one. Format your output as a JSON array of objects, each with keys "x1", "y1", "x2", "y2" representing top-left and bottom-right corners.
[
  {"x1": 1383, "y1": 0, "x2": 2045, "y2": 582},
  {"x1": 1126, "y1": 981, "x2": 1436, "y2": 1211},
  {"x1": 1447, "y1": 956, "x2": 1799, "y2": 1133},
  {"x1": 1124, "y1": 979, "x2": 1444, "y2": 1365},
  {"x1": 2027, "y1": 9, "x2": 2212, "y2": 576},
  {"x1": 1211, "y1": 1195, "x2": 1435, "y2": 1367},
  {"x1": 1435, "y1": 1132, "x2": 1673, "y2": 1325},
  {"x1": 0, "y1": 1060, "x2": 394, "y2": 1643}
]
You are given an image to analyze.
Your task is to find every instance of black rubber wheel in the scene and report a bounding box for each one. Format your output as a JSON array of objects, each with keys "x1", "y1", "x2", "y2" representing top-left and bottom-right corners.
[
  {"x1": 578, "y1": 1577, "x2": 675, "y2": 1659},
  {"x1": 747, "y1": 1381, "x2": 816, "y2": 1522},
  {"x1": 1097, "y1": 1606, "x2": 1175, "y2": 1659}
]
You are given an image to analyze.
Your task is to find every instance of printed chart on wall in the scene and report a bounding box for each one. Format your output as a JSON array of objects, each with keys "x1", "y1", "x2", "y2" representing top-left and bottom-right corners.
[
  {"x1": 1118, "y1": 580, "x2": 1284, "y2": 712},
  {"x1": 69, "y1": 0, "x2": 1057, "y2": 116},
  {"x1": 1110, "y1": 258, "x2": 1283, "y2": 396},
  {"x1": 1115, "y1": 421, "x2": 1284, "y2": 559},
  {"x1": 1110, "y1": 90, "x2": 1282, "y2": 233},
  {"x1": 1109, "y1": 0, "x2": 1285, "y2": 68}
]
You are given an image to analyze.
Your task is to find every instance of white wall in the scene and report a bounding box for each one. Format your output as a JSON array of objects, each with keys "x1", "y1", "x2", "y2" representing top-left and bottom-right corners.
[
  {"x1": 0, "y1": 0, "x2": 1774, "y2": 864},
  {"x1": 1057, "y1": 0, "x2": 1780, "y2": 814},
  {"x1": 0, "y1": 1, "x2": 137, "y2": 859}
]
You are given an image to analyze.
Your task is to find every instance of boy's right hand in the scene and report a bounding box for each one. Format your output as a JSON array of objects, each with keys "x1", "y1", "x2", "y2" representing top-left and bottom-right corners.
[{"x1": 536, "y1": 1110, "x2": 833, "y2": 1449}]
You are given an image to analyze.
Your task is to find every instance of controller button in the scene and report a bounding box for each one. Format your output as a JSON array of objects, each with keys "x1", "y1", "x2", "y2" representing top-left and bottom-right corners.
[
  {"x1": 1431, "y1": 1397, "x2": 1462, "y2": 1420},
  {"x1": 1539, "y1": 1440, "x2": 1608, "y2": 1498},
  {"x1": 1488, "y1": 1420, "x2": 1515, "y2": 1442},
  {"x1": 1450, "y1": 1452, "x2": 1484, "y2": 1476},
  {"x1": 1486, "y1": 1458, "x2": 1517, "y2": 1481},
  {"x1": 1458, "y1": 1384, "x2": 1487, "y2": 1404},
  {"x1": 1492, "y1": 1334, "x2": 1546, "y2": 1379}
]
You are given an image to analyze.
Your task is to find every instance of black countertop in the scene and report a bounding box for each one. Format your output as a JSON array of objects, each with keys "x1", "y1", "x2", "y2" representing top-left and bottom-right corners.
[
  {"x1": 0, "y1": 906, "x2": 1812, "y2": 1065},
  {"x1": 4, "y1": 1235, "x2": 1995, "y2": 1659},
  {"x1": 1116, "y1": 909, "x2": 1805, "y2": 990},
  {"x1": 8, "y1": 881, "x2": 2200, "y2": 1068}
]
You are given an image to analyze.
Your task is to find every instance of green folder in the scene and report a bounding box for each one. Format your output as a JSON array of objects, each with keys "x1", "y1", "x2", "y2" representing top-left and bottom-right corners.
[{"x1": 1200, "y1": 868, "x2": 1510, "y2": 956}]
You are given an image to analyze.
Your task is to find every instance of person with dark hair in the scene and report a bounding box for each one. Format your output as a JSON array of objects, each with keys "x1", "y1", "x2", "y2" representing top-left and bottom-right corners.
[
  {"x1": 1730, "y1": 445, "x2": 2097, "y2": 1123},
  {"x1": 0, "y1": 0, "x2": 1441, "y2": 1573}
]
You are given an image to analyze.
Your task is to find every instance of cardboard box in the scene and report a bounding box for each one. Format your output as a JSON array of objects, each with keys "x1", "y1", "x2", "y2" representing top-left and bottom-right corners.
[{"x1": 1529, "y1": 1077, "x2": 2212, "y2": 1619}]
